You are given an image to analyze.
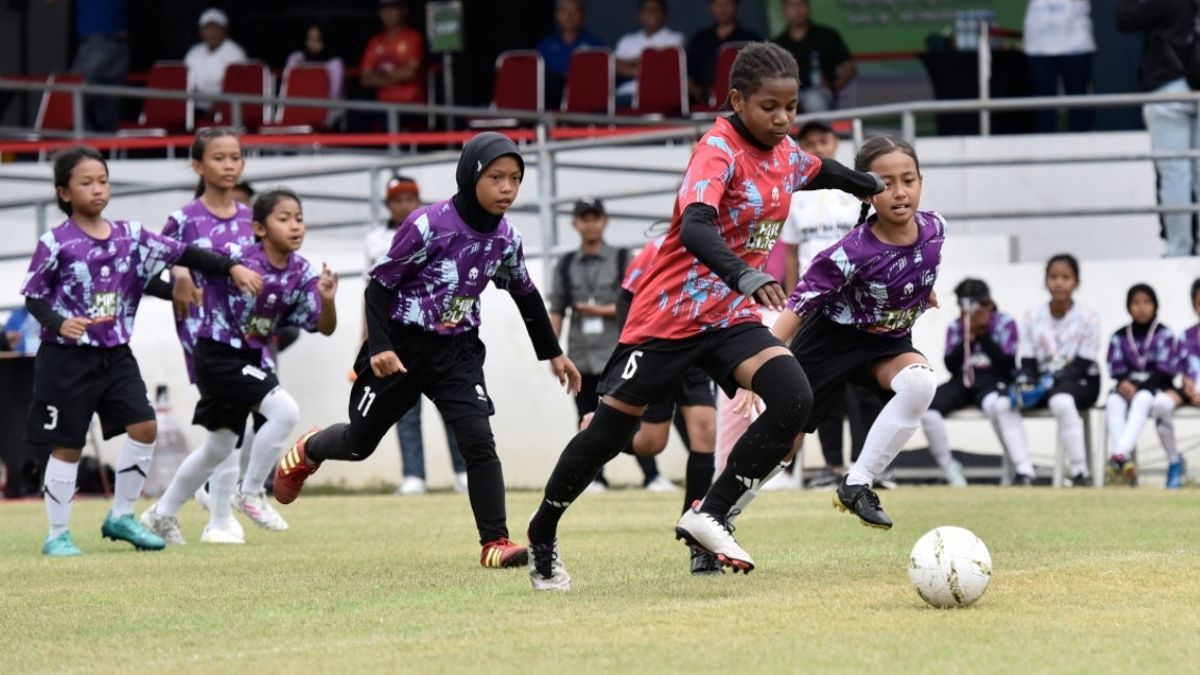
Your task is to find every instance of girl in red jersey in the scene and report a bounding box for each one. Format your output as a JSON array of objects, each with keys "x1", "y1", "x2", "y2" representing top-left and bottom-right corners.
[{"x1": 525, "y1": 42, "x2": 885, "y2": 590}]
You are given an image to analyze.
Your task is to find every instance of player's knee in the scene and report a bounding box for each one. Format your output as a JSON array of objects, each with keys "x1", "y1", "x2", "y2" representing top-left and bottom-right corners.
[
  {"x1": 890, "y1": 363, "x2": 936, "y2": 415},
  {"x1": 633, "y1": 425, "x2": 669, "y2": 456},
  {"x1": 751, "y1": 355, "x2": 813, "y2": 436},
  {"x1": 1131, "y1": 389, "x2": 1154, "y2": 407},
  {"x1": 922, "y1": 409, "x2": 944, "y2": 427},
  {"x1": 1048, "y1": 392, "x2": 1076, "y2": 417},
  {"x1": 127, "y1": 420, "x2": 157, "y2": 444},
  {"x1": 448, "y1": 416, "x2": 498, "y2": 464},
  {"x1": 1152, "y1": 392, "x2": 1176, "y2": 418}
]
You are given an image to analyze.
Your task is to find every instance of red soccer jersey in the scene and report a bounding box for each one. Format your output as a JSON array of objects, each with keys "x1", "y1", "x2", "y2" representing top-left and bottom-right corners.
[
  {"x1": 360, "y1": 27, "x2": 426, "y2": 104},
  {"x1": 620, "y1": 116, "x2": 822, "y2": 343},
  {"x1": 621, "y1": 235, "x2": 664, "y2": 293}
]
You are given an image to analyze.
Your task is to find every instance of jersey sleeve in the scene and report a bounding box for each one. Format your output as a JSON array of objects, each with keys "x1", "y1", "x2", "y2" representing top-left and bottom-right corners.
[
  {"x1": 620, "y1": 240, "x2": 659, "y2": 293},
  {"x1": 369, "y1": 211, "x2": 430, "y2": 289},
  {"x1": 18, "y1": 232, "x2": 60, "y2": 301},
  {"x1": 785, "y1": 243, "x2": 852, "y2": 316},
  {"x1": 162, "y1": 211, "x2": 186, "y2": 242},
  {"x1": 1107, "y1": 332, "x2": 1127, "y2": 378},
  {"x1": 283, "y1": 263, "x2": 323, "y2": 332},
  {"x1": 495, "y1": 229, "x2": 537, "y2": 296},
  {"x1": 677, "y1": 136, "x2": 736, "y2": 211},
  {"x1": 135, "y1": 223, "x2": 188, "y2": 282}
]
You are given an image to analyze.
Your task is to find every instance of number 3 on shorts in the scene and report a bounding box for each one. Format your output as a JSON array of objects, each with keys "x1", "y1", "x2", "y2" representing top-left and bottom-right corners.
[
  {"x1": 621, "y1": 350, "x2": 644, "y2": 380},
  {"x1": 43, "y1": 405, "x2": 59, "y2": 430},
  {"x1": 356, "y1": 386, "x2": 377, "y2": 417}
]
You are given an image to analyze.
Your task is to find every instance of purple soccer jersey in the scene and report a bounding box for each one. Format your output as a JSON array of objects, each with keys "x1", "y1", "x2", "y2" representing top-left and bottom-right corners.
[
  {"x1": 1179, "y1": 325, "x2": 1200, "y2": 382},
  {"x1": 1107, "y1": 323, "x2": 1178, "y2": 381},
  {"x1": 162, "y1": 198, "x2": 255, "y2": 380},
  {"x1": 944, "y1": 311, "x2": 1019, "y2": 373},
  {"x1": 369, "y1": 199, "x2": 536, "y2": 336},
  {"x1": 197, "y1": 243, "x2": 322, "y2": 355},
  {"x1": 20, "y1": 219, "x2": 186, "y2": 348},
  {"x1": 786, "y1": 210, "x2": 945, "y2": 337}
]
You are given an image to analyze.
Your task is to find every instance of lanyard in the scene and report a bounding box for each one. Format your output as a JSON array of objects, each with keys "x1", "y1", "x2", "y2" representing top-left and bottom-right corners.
[{"x1": 1124, "y1": 321, "x2": 1159, "y2": 373}]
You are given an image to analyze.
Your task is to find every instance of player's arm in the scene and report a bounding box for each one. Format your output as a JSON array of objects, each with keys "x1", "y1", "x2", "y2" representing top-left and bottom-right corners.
[
  {"x1": 803, "y1": 157, "x2": 885, "y2": 197},
  {"x1": 503, "y1": 241, "x2": 581, "y2": 394},
  {"x1": 680, "y1": 203, "x2": 786, "y2": 311},
  {"x1": 144, "y1": 275, "x2": 173, "y2": 301},
  {"x1": 783, "y1": 243, "x2": 800, "y2": 291},
  {"x1": 777, "y1": 246, "x2": 849, "y2": 342},
  {"x1": 24, "y1": 297, "x2": 71, "y2": 338},
  {"x1": 615, "y1": 288, "x2": 634, "y2": 331},
  {"x1": 314, "y1": 263, "x2": 338, "y2": 336},
  {"x1": 174, "y1": 245, "x2": 262, "y2": 296}
]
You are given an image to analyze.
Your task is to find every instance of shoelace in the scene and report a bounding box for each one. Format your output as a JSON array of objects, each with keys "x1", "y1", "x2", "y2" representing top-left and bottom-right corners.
[
  {"x1": 861, "y1": 488, "x2": 883, "y2": 511},
  {"x1": 530, "y1": 541, "x2": 559, "y2": 578},
  {"x1": 699, "y1": 511, "x2": 738, "y2": 545}
]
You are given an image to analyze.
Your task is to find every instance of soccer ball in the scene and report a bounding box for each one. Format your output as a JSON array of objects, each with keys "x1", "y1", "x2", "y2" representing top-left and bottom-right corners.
[{"x1": 908, "y1": 526, "x2": 992, "y2": 608}]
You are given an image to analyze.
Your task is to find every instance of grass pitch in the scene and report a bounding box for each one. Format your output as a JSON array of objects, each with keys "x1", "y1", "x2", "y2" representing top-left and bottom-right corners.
[{"x1": 2, "y1": 487, "x2": 1198, "y2": 674}]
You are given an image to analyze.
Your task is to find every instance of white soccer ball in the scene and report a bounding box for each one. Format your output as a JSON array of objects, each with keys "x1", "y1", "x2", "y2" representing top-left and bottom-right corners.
[{"x1": 908, "y1": 526, "x2": 992, "y2": 608}]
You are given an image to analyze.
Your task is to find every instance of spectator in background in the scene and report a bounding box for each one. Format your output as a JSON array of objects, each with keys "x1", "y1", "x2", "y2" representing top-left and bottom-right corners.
[
  {"x1": 363, "y1": 175, "x2": 468, "y2": 496},
  {"x1": 1023, "y1": 0, "x2": 1095, "y2": 132},
  {"x1": 72, "y1": 0, "x2": 128, "y2": 132},
  {"x1": 614, "y1": 0, "x2": 685, "y2": 108},
  {"x1": 686, "y1": 0, "x2": 760, "y2": 106},
  {"x1": 1117, "y1": 0, "x2": 1197, "y2": 257},
  {"x1": 4, "y1": 307, "x2": 41, "y2": 357},
  {"x1": 231, "y1": 181, "x2": 255, "y2": 206},
  {"x1": 773, "y1": 0, "x2": 855, "y2": 112},
  {"x1": 360, "y1": 0, "x2": 426, "y2": 106},
  {"x1": 184, "y1": 8, "x2": 247, "y2": 109},
  {"x1": 287, "y1": 24, "x2": 345, "y2": 102},
  {"x1": 537, "y1": 0, "x2": 606, "y2": 110}
]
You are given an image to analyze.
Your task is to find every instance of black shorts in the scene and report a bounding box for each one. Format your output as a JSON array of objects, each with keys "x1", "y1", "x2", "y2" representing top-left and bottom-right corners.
[
  {"x1": 930, "y1": 374, "x2": 1007, "y2": 415},
  {"x1": 347, "y1": 326, "x2": 495, "y2": 444},
  {"x1": 193, "y1": 339, "x2": 281, "y2": 439},
  {"x1": 643, "y1": 367, "x2": 716, "y2": 423},
  {"x1": 789, "y1": 313, "x2": 922, "y2": 432},
  {"x1": 25, "y1": 343, "x2": 155, "y2": 448},
  {"x1": 597, "y1": 321, "x2": 784, "y2": 408}
]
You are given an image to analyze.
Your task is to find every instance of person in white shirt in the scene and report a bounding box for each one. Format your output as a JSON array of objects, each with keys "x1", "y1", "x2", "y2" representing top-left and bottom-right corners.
[
  {"x1": 613, "y1": 0, "x2": 685, "y2": 105},
  {"x1": 184, "y1": 8, "x2": 248, "y2": 107},
  {"x1": 1023, "y1": 0, "x2": 1095, "y2": 132}
]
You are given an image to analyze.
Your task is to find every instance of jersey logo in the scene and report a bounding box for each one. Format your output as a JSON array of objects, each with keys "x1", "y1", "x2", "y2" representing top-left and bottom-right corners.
[
  {"x1": 745, "y1": 220, "x2": 784, "y2": 253},
  {"x1": 620, "y1": 350, "x2": 644, "y2": 380},
  {"x1": 243, "y1": 315, "x2": 276, "y2": 338},
  {"x1": 439, "y1": 296, "x2": 475, "y2": 327},
  {"x1": 88, "y1": 291, "x2": 118, "y2": 321}
]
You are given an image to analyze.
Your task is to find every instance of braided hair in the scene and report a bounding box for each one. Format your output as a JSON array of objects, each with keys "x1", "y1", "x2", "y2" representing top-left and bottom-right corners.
[
  {"x1": 853, "y1": 135, "x2": 920, "y2": 224},
  {"x1": 726, "y1": 41, "x2": 799, "y2": 109}
]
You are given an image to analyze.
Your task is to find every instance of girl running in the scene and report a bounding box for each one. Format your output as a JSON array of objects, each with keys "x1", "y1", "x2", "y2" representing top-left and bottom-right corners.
[
  {"x1": 143, "y1": 189, "x2": 338, "y2": 544},
  {"x1": 1011, "y1": 254, "x2": 1102, "y2": 487},
  {"x1": 768, "y1": 135, "x2": 942, "y2": 530},
  {"x1": 24, "y1": 146, "x2": 261, "y2": 556},
  {"x1": 273, "y1": 132, "x2": 582, "y2": 570},
  {"x1": 1104, "y1": 283, "x2": 1177, "y2": 486},
  {"x1": 525, "y1": 42, "x2": 885, "y2": 590},
  {"x1": 1164, "y1": 279, "x2": 1200, "y2": 488}
]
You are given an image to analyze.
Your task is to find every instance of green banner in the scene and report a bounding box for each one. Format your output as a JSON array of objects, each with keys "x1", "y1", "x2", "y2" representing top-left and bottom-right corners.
[{"x1": 426, "y1": 0, "x2": 464, "y2": 54}]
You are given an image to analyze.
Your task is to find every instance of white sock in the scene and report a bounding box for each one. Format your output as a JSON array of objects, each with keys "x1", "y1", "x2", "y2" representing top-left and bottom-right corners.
[
  {"x1": 1152, "y1": 392, "x2": 1180, "y2": 463},
  {"x1": 1105, "y1": 392, "x2": 1129, "y2": 456},
  {"x1": 157, "y1": 430, "x2": 239, "y2": 517},
  {"x1": 240, "y1": 388, "x2": 299, "y2": 496},
  {"x1": 725, "y1": 461, "x2": 787, "y2": 524},
  {"x1": 983, "y1": 393, "x2": 1034, "y2": 476},
  {"x1": 1049, "y1": 393, "x2": 1088, "y2": 476},
  {"x1": 847, "y1": 364, "x2": 936, "y2": 487},
  {"x1": 112, "y1": 437, "x2": 155, "y2": 517},
  {"x1": 239, "y1": 420, "x2": 256, "y2": 479},
  {"x1": 208, "y1": 447, "x2": 240, "y2": 527},
  {"x1": 920, "y1": 409, "x2": 954, "y2": 468},
  {"x1": 43, "y1": 457, "x2": 79, "y2": 538},
  {"x1": 1115, "y1": 390, "x2": 1154, "y2": 457}
]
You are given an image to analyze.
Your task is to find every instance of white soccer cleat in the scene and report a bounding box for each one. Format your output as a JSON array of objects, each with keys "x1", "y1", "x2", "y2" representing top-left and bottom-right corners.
[
  {"x1": 528, "y1": 539, "x2": 571, "y2": 592},
  {"x1": 397, "y1": 476, "x2": 427, "y2": 496},
  {"x1": 943, "y1": 460, "x2": 968, "y2": 488},
  {"x1": 675, "y1": 502, "x2": 754, "y2": 573},
  {"x1": 235, "y1": 492, "x2": 289, "y2": 531},
  {"x1": 453, "y1": 471, "x2": 469, "y2": 493},
  {"x1": 140, "y1": 503, "x2": 185, "y2": 545},
  {"x1": 643, "y1": 475, "x2": 680, "y2": 493},
  {"x1": 194, "y1": 483, "x2": 212, "y2": 512},
  {"x1": 200, "y1": 521, "x2": 245, "y2": 544}
]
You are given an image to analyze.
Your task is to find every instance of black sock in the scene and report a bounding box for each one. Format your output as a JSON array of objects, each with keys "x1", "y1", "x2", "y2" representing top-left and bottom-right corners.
[
  {"x1": 683, "y1": 450, "x2": 714, "y2": 514},
  {"x1": 528, "y1": 403, "x2": 641, "y2": 543},
  {"x1": 449, "y1": 415, "x2": 508, "y2": 544},
  {"x1": 702, "y1": 355, "x2": 811, "y2": 517},
  {"x1": 303, "y1": 423, "x2": 352, "y2": 463},
  {"x1": 637, "y1": 455, "x2": 659, "y2": 485}
]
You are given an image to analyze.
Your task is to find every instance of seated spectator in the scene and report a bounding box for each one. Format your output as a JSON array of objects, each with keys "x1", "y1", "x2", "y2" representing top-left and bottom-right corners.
[
  {"x1": 286, "y1": 24, "x2": 345, "y2": 102},
  {"x1": 71, "y1": 0, "x2": 128, "y2": 132},
  {"x1": 359, "y1": 0, "x2": 426, "y2": 106},
  {"x1": 184, "y1": 8, "x2": 247, "y2": 109},
  {"x1": 3, "y1": 307, "x2": 41, "y2": 357},
  {"x1": 614, "y1": 0, "x2": 684, "y2": 107},
  {"x1": 537, "y1": 0, "x2": 606, "y2": 109},
  {"x1": 686, "y1": 0, "x2": 760, "y2": 105},
  {"x1": 772, "y1": 0, "x2": 855, "y2": 112},
  {"x1": 1024, "y1": 0, "x2": 1095, "y2": 132}
]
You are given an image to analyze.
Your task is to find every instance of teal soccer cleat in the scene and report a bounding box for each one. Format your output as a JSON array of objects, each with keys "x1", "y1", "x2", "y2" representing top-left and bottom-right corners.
[
  {"x1": 42, "y1": 531, "x2": 83, "y2": 557},
  {"x1": 101, "y1": 511, "x2": 166, "y2": 551}
]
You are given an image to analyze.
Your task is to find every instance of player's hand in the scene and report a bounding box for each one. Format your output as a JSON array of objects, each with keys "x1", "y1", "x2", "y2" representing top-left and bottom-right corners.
[
  {"x1": 371, "y1": 350, "x2": 406, "y2": 378},
  {"x1": 551, "y1": 354, "x2": 582, "y2": 395},
  {"x1": 928, "y1": 289, "x2": 940, "y2": 308},
  {"x1": 753, "y1": 281, "x2": 788, "y2": 313},
  {"x1": 230, "y1": 264, "x2": 263, "y2": 297},
  {"x1": 731, "y1": 389, "x2": 763, "y2": 418},
  {"x1": 573, "y1": 302, "x2": 601, "y2": 317},
  {"x1": 1117, "y1": 380, "x2": 1137, "y2": 401},
  {"x1": 318, "y1": 263, "x2": 339, "y2": 300},
  {"x1": 172, "y1": 274, "x2": 202, "y2": 321},
  {"x1": 59, "y1": 316, "x2": 91, "y2": 340}
]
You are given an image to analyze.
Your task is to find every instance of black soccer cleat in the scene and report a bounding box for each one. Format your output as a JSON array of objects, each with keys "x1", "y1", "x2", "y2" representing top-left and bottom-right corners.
[
  {"x1": 1014, "y1": 472, "x2": 1036, "y2": 487},
  {"x1": 690, "y1": 547, "x2": 724, "y2": 576},
  {"x1": 1070, "y1": 472, "x2": 1091, "y2": 488},
  {"x1": 833, "y1": 477, "x2": 893, "y2": 530}
]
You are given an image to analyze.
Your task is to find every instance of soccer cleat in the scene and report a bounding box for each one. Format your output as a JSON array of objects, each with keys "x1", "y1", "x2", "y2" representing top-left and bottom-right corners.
[
  {"x1": 194, "y1": 482, "x2": 211, "y2": 512},
  {"x1": 396, "y1": 476, "x2": 427, "y2": 496},
  {"x1": 200, "y1": 521, "x2": 245, "y2": 544},
  {"x1": 1166, "y1": 459, "x2": 1185, "y2": 489},
  {"x1": 943, "y1": 460, "x2": 968, "y2": 488},
  {"x1": 643, "y1": 475, "x2": 679, "y2": 492},
  {"x1": 1014, "y1": 472, "x2": 1036, "y2": 487},
  {"x1": 453, "y1": 472, "x2": 469, "y2": 493},
  {"x1": 805, "y1": 466, "x2": 841, "y2": 490},
  {"x1": 101, "y1": 511, "x2": 166, "y2": 551},
  {"x1": 1106, "y1": 454, "x2": 1136, "y2": 486},
  {"x1": 275, "y1": 427, "x2": 322, "y2": 505},
  {"x1": 833, "y1": 477, "x2": 893, "y2": 530},
  {"x1": 42, "y1": 531, "x2": 83, "y2": 557},
  {"x1": 480, "y1": 537, "x2": 529, "y2": 568},
  {"x1": 675, "y1": 501, "x2": 754, "y2": 573},
  {"x1": 1070, "y1": 473, "x2": 1091, "y2": 488},
  {"x1": 140, "y1": 504, "x2": 186, "y2": 545},
  {"x1": 528, "y1": 538, "x2": 571, "y2": 591},
  {"x1": 690, "y1": 548, "x2": 723, "y2": 576},
  {"x1": 235, "y1": 492, "x2": 289, "y2": 531}
]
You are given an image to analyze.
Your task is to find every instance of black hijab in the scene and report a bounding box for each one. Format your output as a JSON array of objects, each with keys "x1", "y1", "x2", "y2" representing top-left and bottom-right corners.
[{"x1": 452, "y1": 132, "x2": 525, "y2": 233}]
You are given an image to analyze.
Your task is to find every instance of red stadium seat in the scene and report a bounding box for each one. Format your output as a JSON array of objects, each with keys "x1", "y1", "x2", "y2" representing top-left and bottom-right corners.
[
  {"x1": 260, "y1": 63, "x2": 331, "y2": 134},
  {"x1": 210, "y1": 61, "x2": 273, "y2": 130},
  {"x1": 118, "y1": 61, "x2": 192, "y2": 136},
  {"x1": 707, "y1": 42, "x2": 746, "y2": 110},
  {"x1": 635, "y1": 46, "x2": 687, "y2": 117},
  {"x1": 562, "y1": 47, "x2": 614, "y2": 116},
  {"x1": 35, "y1": 72, "x2": 84, "y2": 134},
  {"x1": 470, "y1": 50, "x2": 543, "y2": 129}
]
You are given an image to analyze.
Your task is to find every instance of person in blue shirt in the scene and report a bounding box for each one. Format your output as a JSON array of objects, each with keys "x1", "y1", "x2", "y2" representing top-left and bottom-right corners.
[
  {"x1": 71, "y1": 0, "x2": 129, "y2": 132},
  {"x1": 536, "y1": 0, "x2": 606, "y2": 109},
  {"x1": 4, "y1": 308, "x2": 42, "y2": 356}
]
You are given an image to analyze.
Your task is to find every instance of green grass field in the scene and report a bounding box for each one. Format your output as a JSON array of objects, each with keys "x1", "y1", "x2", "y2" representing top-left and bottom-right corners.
[{"x1": 2, "y1": 488, "x2": 1198, "y2": 674}]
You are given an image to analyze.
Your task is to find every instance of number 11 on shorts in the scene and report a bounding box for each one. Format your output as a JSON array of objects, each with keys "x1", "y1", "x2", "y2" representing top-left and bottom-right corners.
[{"x1": 357, "y1": 386, "x2": 377, "y2": 417}]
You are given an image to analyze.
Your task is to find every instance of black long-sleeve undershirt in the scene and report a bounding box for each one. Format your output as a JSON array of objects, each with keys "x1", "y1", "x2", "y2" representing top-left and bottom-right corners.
[
  {"x1": 510, "y1": 288, "x2": 563, "y2": 361},
  {"x1": 364, "y1": 279, "x2": 395, "y2": 357},
  {"x1": 680, "y1": 203, "x2": 753, "y2": 289},
  {"x1": 24, "y1": 296, "x2": 64, "y2": 335},
  {"x1": 145, "y1": 275, "x2": 173, "y2": 300},
  {"x1": 805, "y1": 157, "x2": 885, "y2": 197},
  {"x1": 177, "y1": 245, "x2": 237, "y2": 276}
]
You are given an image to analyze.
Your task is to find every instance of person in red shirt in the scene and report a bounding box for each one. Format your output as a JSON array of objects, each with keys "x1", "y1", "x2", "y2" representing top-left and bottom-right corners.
[
  {"x1": 525, "y1": 42, "x2": 885, "y2": 591},
  {"x1": 359, "y1": 0, "x2": 426, "y2": 105}
]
